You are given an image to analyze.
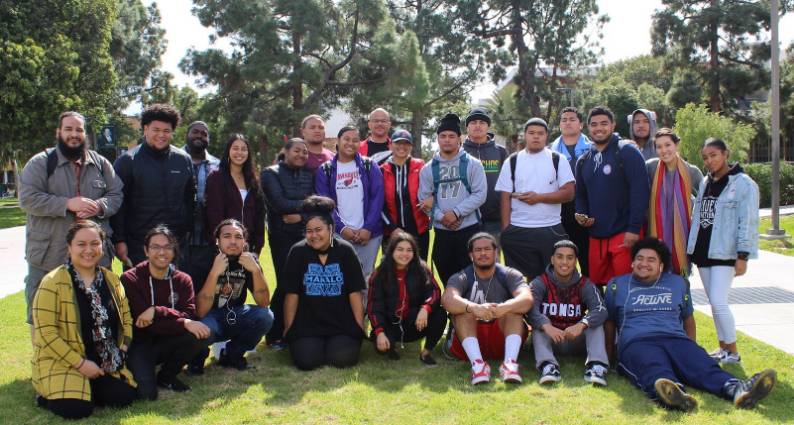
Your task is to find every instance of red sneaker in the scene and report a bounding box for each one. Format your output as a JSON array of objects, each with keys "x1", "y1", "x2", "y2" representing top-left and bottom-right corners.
[
  {"x1": 471, "y1": 359, "x2": 491, "y2": 385},
  {"x1": 499, "y1": 359, "x2": 522, "y2": 384}
]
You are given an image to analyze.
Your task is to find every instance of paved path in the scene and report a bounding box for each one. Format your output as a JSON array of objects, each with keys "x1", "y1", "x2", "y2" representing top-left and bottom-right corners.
[{"x1": 2, "y1": 223, "x2": 794, "y2": 355}]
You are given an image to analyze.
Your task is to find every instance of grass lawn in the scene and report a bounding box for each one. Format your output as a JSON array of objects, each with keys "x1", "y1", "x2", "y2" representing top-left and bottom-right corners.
[
  {"x1": 0, "y1": 198, "x2": 19, "y2": 207},
  {"x1": 2, "y1": 237, "x2": 794, "y2": 424},
  {"x1": 0, "y1": 206, "x2": 25, "y2": 229},
  {"x1": 758, "y1": 216, "x2": 794, "y2": 257}
]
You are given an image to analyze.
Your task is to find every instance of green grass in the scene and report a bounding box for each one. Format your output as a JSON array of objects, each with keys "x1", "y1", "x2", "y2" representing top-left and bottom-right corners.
[
  {"x1": 758, "y1": 216, "x2": 794, "y2": 257},
  {"x1": 0, "y1": 206, "x2": 25, "y2": 229},
  {"x1": 4, "y1": 236, "x2": 794, "y2": 424},
  {"x1": 0, "y1": 198, "x2": 19, "y2": 207}
]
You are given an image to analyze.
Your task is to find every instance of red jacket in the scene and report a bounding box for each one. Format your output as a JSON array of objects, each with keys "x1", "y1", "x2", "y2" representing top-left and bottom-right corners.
[
  {"x1": 204, "y1": 169, "x2": 266, "y2": 253},
  {"x1": 380, "y1": 157, "x2": 429, "y2": 236},
  {"x1": 358, "y1": 137, "x2": 391, "y2": 157}
]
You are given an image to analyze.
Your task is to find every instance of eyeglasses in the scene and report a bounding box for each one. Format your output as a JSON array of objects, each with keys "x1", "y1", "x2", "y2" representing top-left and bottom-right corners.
[
  {"x1": 148, "y1": 244, "x2": 174, "y2": 252},
  {"x1": 370, "y1": 119, "x2": 390, "y2": 124}
]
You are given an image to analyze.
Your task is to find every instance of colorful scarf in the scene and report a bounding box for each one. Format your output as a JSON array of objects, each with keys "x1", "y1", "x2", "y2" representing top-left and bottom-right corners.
[
  {"x1": 648, "y1": 156, "x2": 693, "y2": 276},
  {"x1": 68, "y1": 262, "x2": 124, "y2": 373}
]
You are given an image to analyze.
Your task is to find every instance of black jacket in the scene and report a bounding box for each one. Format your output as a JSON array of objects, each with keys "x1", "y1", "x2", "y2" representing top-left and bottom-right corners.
[
  {"x1": 111, "y1": 142, "x2": 196, "y2": 245},
  {"x1": 366, "y1": 265, "x2": 441, "y2": 337},
  {"x1": 260, "y1": 161, "x2": 315, "y2": 235}
]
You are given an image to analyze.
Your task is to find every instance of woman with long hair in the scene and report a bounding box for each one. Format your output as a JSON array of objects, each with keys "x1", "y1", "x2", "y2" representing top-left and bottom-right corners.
[
  {"x1": 282, "y1": 196, "x2": 366, "y2": 370},
  {"x1": 367, "y1": 231, "x2": 446, "y2": 365},
  {"x1": 645, "y1": 128, "x2": 703, "y2": 276},
  {"x1": 687, "y1": 137, "x2": 760, "y2": 365},
  {"x1": 32, "y1": 220, "x2": 136, "y2": 419},
  {"x1": 205, "y1": 134, "x2": 266, "y2": 255},
  {"x1": 261, "y1": 137, "x2": 314, "y2": 348}
]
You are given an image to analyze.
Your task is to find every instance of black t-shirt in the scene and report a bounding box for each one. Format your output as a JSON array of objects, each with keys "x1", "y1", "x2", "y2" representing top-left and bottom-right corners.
[
  {"x1": 283, "y1": 237, "x2": 366, "y2": 341},
  {"x1": 73, "y1": 275, "x2": 120, "y2": 364},
  {"x1": 692, "y1": 175, "x2": 735, "y2": 267},
  {"x1": 211, "y1": 258, "x2": 254, "y2": 310},
  {"x1": 366, "y1": 139, "x2": 390, "y2": 156},
  {"x1": 388, "y1": 162, "x2": 419, "y2": 235}
]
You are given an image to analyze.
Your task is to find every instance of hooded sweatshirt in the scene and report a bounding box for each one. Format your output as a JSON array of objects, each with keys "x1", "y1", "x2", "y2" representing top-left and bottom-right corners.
[
  {"x1": 418, "y1": 148, "x2": 487, "y2": 231},
  {"x1": 463, "y1": 136, "x2": 507, "y2": 222},
  {"x1": 527, "y1": 264, "x2": 607, "y2": 330},
  {"x1": 628, "y1": 109, "x2": 659, "y2": 160}
]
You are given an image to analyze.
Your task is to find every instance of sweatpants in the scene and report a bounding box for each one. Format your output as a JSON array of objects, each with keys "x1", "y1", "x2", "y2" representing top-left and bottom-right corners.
[
  {"x1": 127, "y1": 332, "x2": 205, "y2": 400},
  {"x1": 589, "y1": 232, "x2": 634, "y2": 286},
  {"x1": 38, "y1": 375, "x2": 136, "y2": 420},
  {"x1": 376, "y1": 306, "x2": 447, "y2": 351},
  {"x1": 25, "y1": 264, "x2": 50, "y2": 325},
  {"x1": 501, "y1": 223, "x2": 568, "y2": 280},
  {"x1": 561, "y1": 202, "x2": 590, "y2": 276},
  {"x1": 532, "y1": 325, "x2": 608, "y2": 369},
  {"x1": 266, "y1": 230, "x2": 304, "y2": 343},
  {"x1": 290, "y1": 334, "x2": 362, "y2": 371},
  {"x1": 698, "y1": 265, "x2": 737, "y2": 344},
  {"x1": 617, "y1": 336, "x2": 735, "y2": 400},
  {"x1": 432, "y1": 224, "x2": 481, "y2": 285},
  {"x1": 353, "y1": 235, "x2": 383, "y2": 281}
]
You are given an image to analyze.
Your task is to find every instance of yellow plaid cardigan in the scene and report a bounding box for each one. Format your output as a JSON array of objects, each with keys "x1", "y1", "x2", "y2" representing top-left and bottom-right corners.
[{"x1": 32, "y1": 265, "x2": 136, "y2": 401}]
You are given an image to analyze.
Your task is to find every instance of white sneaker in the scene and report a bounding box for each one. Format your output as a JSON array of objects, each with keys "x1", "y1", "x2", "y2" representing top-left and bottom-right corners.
[
  {"x1": 584, "y1": 363, "x2": 608, "y2": 386},
  {"x1": 470, "y1": 359, "x2": 491, "y2": 385},
  {"x1": 711, "y1": 348, "x2": 741, "y2": 365},
  {"x1": 499, "y1": 359, "x2": 522, "y2": 384}
]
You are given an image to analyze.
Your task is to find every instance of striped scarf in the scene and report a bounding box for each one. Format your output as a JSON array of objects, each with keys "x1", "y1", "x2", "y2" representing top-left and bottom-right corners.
[{"x1": 648, "y1": 156, "x2": 692, "y2": 276}]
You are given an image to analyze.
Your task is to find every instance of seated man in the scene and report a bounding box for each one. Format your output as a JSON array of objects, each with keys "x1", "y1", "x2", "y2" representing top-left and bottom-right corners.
[
  {"x1": 441, "y1": 233, "x2": 533, "y2": 385},
  {"x1": 527, "y1": 240, "x2": 609, "y2": 386},
  {"x1": 605, "y1": 238, "x2": 776, "y2": 411},
  {"x1": 194, "y1": 219, "x2": 274, "y2": 371}
]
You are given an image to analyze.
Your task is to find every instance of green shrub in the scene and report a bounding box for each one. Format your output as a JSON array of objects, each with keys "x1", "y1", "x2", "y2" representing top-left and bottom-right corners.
[
  {"x1": 673, "y1": 103, "x2": 754, "y2": 167},
  {"x1": 743, "y1": 162, "x2": 794, "y2": 208}
]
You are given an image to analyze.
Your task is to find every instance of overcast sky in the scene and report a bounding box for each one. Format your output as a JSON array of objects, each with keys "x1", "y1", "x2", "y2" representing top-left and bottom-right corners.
[{"x1": 144, "y1": 0, "x2": 794, "y2": 102}]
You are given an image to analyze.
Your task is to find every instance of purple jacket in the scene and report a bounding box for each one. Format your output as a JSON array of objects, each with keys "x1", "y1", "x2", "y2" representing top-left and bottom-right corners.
[{"x1": 315, "y1": 154, "x2": 384, "y2": 237}]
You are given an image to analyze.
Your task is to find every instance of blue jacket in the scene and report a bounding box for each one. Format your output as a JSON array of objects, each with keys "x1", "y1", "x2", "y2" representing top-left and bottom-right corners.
[
  {"x1": 574, "y1": 134, "x2": 649, "y2": 238},
  {"x1": 549, "y1": 134, "x2": 592, "y2": 167},
  {"x1": 315, "y1": 154, "x2": 385, "y2": 237},
  {"x1": 686, "y1": 168, "x2": 759, "y2": 260}
]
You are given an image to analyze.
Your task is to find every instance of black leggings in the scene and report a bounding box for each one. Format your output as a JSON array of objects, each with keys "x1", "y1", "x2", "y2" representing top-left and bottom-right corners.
[
  {"x1": 432, "y1": 224, "x2": 480, "y2": 285},
  {"x1": 40, "y1": 375, "x2": 136, "y2": 420},
  {"x1": 378, "y1": 306, "x2": 447, "y2": 351},
  {"x1": 289, "y1": 335, "x2": 362, "y2": 371}
]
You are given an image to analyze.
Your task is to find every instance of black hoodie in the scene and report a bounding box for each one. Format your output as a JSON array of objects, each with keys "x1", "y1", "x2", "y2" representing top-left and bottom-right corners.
[{"x1": 463, "y1": 135, "x2": 507, "y2": 222}]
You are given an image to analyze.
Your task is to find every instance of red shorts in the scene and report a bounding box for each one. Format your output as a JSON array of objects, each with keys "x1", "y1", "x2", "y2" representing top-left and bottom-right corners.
[
  {"x1": 589, "y1": 232, "x2": 640, "y2": 285},
  {"x1": 449, "y1": 321, "x2": 527, "y2": 361}
]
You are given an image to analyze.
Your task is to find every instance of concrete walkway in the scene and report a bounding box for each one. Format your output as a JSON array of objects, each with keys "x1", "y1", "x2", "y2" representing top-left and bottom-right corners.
[{"x1": 3, "y1": 223, "x2": 794, "y2": 355}]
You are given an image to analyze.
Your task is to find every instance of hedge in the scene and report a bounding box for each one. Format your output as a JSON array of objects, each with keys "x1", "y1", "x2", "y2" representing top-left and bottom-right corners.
[{"x1": 743, "y1": 162, "x2": 794, "y2": 208}]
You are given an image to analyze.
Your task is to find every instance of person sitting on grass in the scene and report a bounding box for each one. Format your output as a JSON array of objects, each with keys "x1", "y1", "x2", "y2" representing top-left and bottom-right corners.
[
  {"x1": 441, "y1": 232, "x2": 533, "y2": 385},
  {"x1": 526, "y1": 239, "x2": 609, "y2": 386},
  {"x1": 122, "y1": 225, "x2": 208, "y2": 399},
  {"x1": 283, "y1": 196, "x2": 367, "y2": 370},
  {"x1": 604, "y1": 237, "x2": 776, "y2": 411},
  {"x1": 193, "y1": 219, "x2": 273, "y2": 372},
  {"x1": 32, "y1": 220, "x2": 136, "y2": 420},
  {"x1": 367, "y1": 231, "x2": 446, "y2": 366}
]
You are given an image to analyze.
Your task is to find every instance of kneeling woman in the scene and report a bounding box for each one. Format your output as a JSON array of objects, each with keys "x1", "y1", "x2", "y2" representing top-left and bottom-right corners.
[
  {"x1": 283, "y1": 196, "x2": 366, "y2": 370},
  {"x1": 32, "y1": 220, "x2": 136, "y2": 420},
  {"x1": 367, "y1": 231, "x2": 446, "y2": 365}
]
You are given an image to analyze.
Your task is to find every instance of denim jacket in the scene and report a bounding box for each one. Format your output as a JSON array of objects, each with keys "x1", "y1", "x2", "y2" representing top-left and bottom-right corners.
[{"x1": 686, "y1": 172, "x2": 759, "y2": 260}]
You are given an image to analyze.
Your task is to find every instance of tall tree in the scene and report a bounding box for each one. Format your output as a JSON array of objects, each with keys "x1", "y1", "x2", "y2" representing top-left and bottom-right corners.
[
  {"x1": 456, "y1": 0, "x2": 605, "y2": 119},
  {"x1": 651, "y1": 0, "x2": 790, "y2": 113}
]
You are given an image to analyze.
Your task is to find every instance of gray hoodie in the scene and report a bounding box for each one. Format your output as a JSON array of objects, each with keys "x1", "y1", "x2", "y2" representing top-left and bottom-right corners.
[
  {"x1": 526, "y1": 264, "x2": 607, "y2": 329},
  {"x1": 418, "y1": 148, "x2": 487, "y2": 231},
  {"x1": 628, "y1": 108, "x2": 658, "y2": 160}
]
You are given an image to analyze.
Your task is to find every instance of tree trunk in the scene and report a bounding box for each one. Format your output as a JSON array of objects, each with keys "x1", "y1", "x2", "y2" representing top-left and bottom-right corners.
[
  {"x1": 291, "y1": 29, "x2": 304, "y2": 134},
  {"x1": 509, "y1": 2, "x2": 542, "y2": 118},
  {"x1": 708, "y1": 0, "x2": 721, "y2": 113},
  {"x1": 410, "y1": 110, "x2": 424, "y2": 158}
]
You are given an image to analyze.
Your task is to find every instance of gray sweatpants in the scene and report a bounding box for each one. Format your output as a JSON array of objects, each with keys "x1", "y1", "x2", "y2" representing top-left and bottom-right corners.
[
  {"x1": 532, "y1": 325, "x2": 608, "y2": 369},
  {"x1": 353, "y1": 235, "x2": 382, "y2": 309},
  {"x1": 25, "y1": 264, "x2": 50, "y2": 324}
]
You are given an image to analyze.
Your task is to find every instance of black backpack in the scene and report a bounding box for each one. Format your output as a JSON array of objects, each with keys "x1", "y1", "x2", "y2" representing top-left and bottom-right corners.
[{"x1": 508, "y1": 149, "x2": 560, "y2": 192}]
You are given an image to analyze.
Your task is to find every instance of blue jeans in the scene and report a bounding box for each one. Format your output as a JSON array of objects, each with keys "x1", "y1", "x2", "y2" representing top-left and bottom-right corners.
[{"x1": 200, "y1": 304, "x2": 274, "y2": 360}]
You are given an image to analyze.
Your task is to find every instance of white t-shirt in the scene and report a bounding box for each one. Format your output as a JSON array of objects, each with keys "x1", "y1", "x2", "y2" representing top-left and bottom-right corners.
[
  {"x1": 239, "y1": 189, "x2": 248, "y2": 201},
  {"x1": 335, "y1": 160, "x2": 365, "y2": 229},
  {"x1": 494, "y1": 148, "x2": 575, "y2": 228}
]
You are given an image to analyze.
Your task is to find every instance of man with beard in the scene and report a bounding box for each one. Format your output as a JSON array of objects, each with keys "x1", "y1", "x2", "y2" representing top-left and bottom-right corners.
[
  {"x1": 496, "y1": 118, "x2": 575, "y2": 280},
  {"x1": 301, "y1": 114, "x2": 334, "y2": 175},
  {"x1": 358, "y1": 108, "x2": 393, "y2": 165},
  {"x1": 19, "y1": 111, "x2": 124, "y2": 328},
  {"x1": 628, "y1": 109, "x2": 659, "y2": 160},
  {"x1": 180, "y1": 121, "x2": 220, "y2": 289},
  {"x1": 111, "y1": 103, "x2": 196, "y2": 268},
  {"x1": 575, "y1": 106, "x2": 649, "y2": 287}
]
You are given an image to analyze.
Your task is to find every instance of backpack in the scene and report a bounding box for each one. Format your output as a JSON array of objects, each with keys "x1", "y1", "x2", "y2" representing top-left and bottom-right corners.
[
  {"x1": 45, "y1": 147, "x2": 106, "y2": 179},
  {"x1": 508, "y1": 149, "x2": 560, "y2": 192},
  {"x1": 430, "y1": 153, "x2": 479, "y2": 220},
  {"x1": 321, "y1": 156, "x2": 373, "y2": 189}
]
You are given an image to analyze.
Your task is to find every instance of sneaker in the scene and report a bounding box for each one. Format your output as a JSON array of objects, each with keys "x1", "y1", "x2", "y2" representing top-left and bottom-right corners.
[
  {"x1": 470, "y1": 359, "x2": 491, "y2": 385},
  {"x1": 720, "y1": 351, "x2": 742, "y2": 365},
  {"x1": 729, "y1": 369, "x2": 777, "y2": 409},
  {"x1": 419, "y1": 352, "x2": 437, "y2": 367},
  {"x1": 538, "y1": 362, "x2": 561, "y2": 385},
  {"x1": 157, "y1": 374, "x2": 190, "y2": 392},
  {"x1": 708, "y1": 347, "x2": 726, "y2": 361},
  {"x1": 584, "y1": 363, "x2": 608, "y2": 386},
  {"x1": 499, "y1": 359, "x2": 522, "y2": 384},
  {"x1": 218, "y1": 349, "x2": 251, "y2": 371},
  {"x1": 654, "y1": 378, "x2": 697, "y2": 411}
]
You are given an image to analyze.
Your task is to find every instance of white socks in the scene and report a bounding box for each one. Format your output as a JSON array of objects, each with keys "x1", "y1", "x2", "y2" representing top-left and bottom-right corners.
[
  {"x1": 504, "y1": 334, "x2": 521, "y2": 363},
  {"x1": 462, "y1": 337, "x2": 483, "y2": 367}
]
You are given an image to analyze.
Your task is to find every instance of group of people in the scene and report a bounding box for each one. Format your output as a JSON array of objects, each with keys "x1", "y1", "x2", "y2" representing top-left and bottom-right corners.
[{"x1": 19, "y1": 102, "x2": 776, "y2": 419}]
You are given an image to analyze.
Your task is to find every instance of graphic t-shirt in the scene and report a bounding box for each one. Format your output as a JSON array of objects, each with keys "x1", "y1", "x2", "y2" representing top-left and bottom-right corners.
[
  {"x1": 283, "y1": 237, "x2": 366, "y2": 340},
  {"x1": 605, "y1": 272, "x2": 694, "y2": 352},
  {"x1": 211, "y1": 259, "x2": 253, "y2": 310},
  {"x1": 335, "y1": 160, "x2": 365, "y2": 229},
  {"x1": 446, "y1": 264, "x2": 527, "y2": 305},
  {"x1": 692, "y1": 175, "x2": 734, "y2": 267}
]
